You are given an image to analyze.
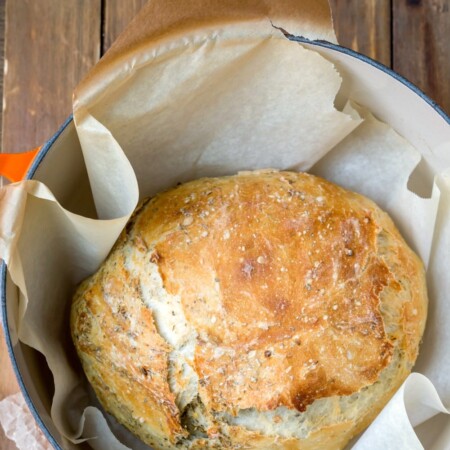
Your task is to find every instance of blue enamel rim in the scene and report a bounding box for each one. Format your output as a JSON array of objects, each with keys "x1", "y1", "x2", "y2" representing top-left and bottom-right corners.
[
  {"x1": 0, "y1": 115, "x2": 73, "y2": 450},
  {"x1": 0, "y1": 265, "x2": 62, "y2": 449},
  {"x1": 1, "y1": 37, "x2": 449, "y2": 450}
]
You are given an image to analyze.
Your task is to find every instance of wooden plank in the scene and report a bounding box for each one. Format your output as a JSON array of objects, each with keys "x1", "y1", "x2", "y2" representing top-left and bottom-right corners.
[
  {"x1": 2, "y1": 0, "x2": 101, "y2": 154},
  {"x1": 329, "y1": 0, "x2": 391, "y2": 67},
  {"x1": 0, "y1": 0, "x2": 19, "y2": 445},
  {"x1": 102, "y1": 0, "x2": 148, "y2": 54},
  {"x1": 0, "y1": 1, "x2": 101, "y2": 449},
  {"x1": 393, "y1": 0, "x2": 450, "y2": 115},
  {"x1": 0, "y1": 0, "x2": 5, "y2": 147}
]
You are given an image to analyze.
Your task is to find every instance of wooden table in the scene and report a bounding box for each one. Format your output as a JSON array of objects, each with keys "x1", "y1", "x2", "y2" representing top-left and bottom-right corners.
[{"x1": 0, "y1": 1, "x2": 448, "y2": 449}]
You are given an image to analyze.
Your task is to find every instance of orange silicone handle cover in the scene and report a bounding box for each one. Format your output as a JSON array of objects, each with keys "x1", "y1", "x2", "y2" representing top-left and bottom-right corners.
[{"x1": 0, "y1": 148, "x2": 40, "y2": 183}]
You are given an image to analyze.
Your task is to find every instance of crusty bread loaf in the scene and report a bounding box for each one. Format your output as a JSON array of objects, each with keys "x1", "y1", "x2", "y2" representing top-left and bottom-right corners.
[{"x1": 71, "y1": 170, "x2": 427, "y2": 449}]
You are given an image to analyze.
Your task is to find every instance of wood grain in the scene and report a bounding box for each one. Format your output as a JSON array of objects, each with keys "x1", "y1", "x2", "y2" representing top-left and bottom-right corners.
[
  {"x1": 329, "y1": 0, "x2": 392, "y2": 67},
  {"x1": 393, "y1": 0, "x2": 450, "y2": 114},
  {"x1": 102, "y1": 0, "x2": 148, "y2": 54},
  {"x1": 0, "y1": 0, "x2": 4, "y2": 147},
  {"x1": 2, "y1": 0, "x2": 101, "y2": 154},
  {"x1": 0, "y1": 2, "x2": 101, "y2": 449},
  {"x1": 0, "y1": 0, "x2": 18, "y2": 445}
]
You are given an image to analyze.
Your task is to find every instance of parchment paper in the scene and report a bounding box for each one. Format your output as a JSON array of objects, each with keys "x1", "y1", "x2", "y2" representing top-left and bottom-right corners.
[{"x1": 0, "y1": 1, "x2": 449, "y2": 449}]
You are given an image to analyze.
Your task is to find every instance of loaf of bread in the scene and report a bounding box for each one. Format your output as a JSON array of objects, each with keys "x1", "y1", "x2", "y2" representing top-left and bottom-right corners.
[{"x1": 71, "y1": 170, "x2": 427, "y2": 449}]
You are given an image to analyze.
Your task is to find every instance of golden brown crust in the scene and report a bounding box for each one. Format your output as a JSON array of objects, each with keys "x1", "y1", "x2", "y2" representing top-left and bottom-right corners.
[
  {"x1": 143, "y1": 171, "x2": 395, "y2": 412},
  {"x1": 71, "y1": 170, "x2": 427, "y2": 450}
]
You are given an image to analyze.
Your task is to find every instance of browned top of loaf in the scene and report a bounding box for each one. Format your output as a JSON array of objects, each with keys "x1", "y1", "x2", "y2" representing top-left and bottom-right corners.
[{"x1": 134, "y1": 170, "x2": 404, "y2": 414}]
